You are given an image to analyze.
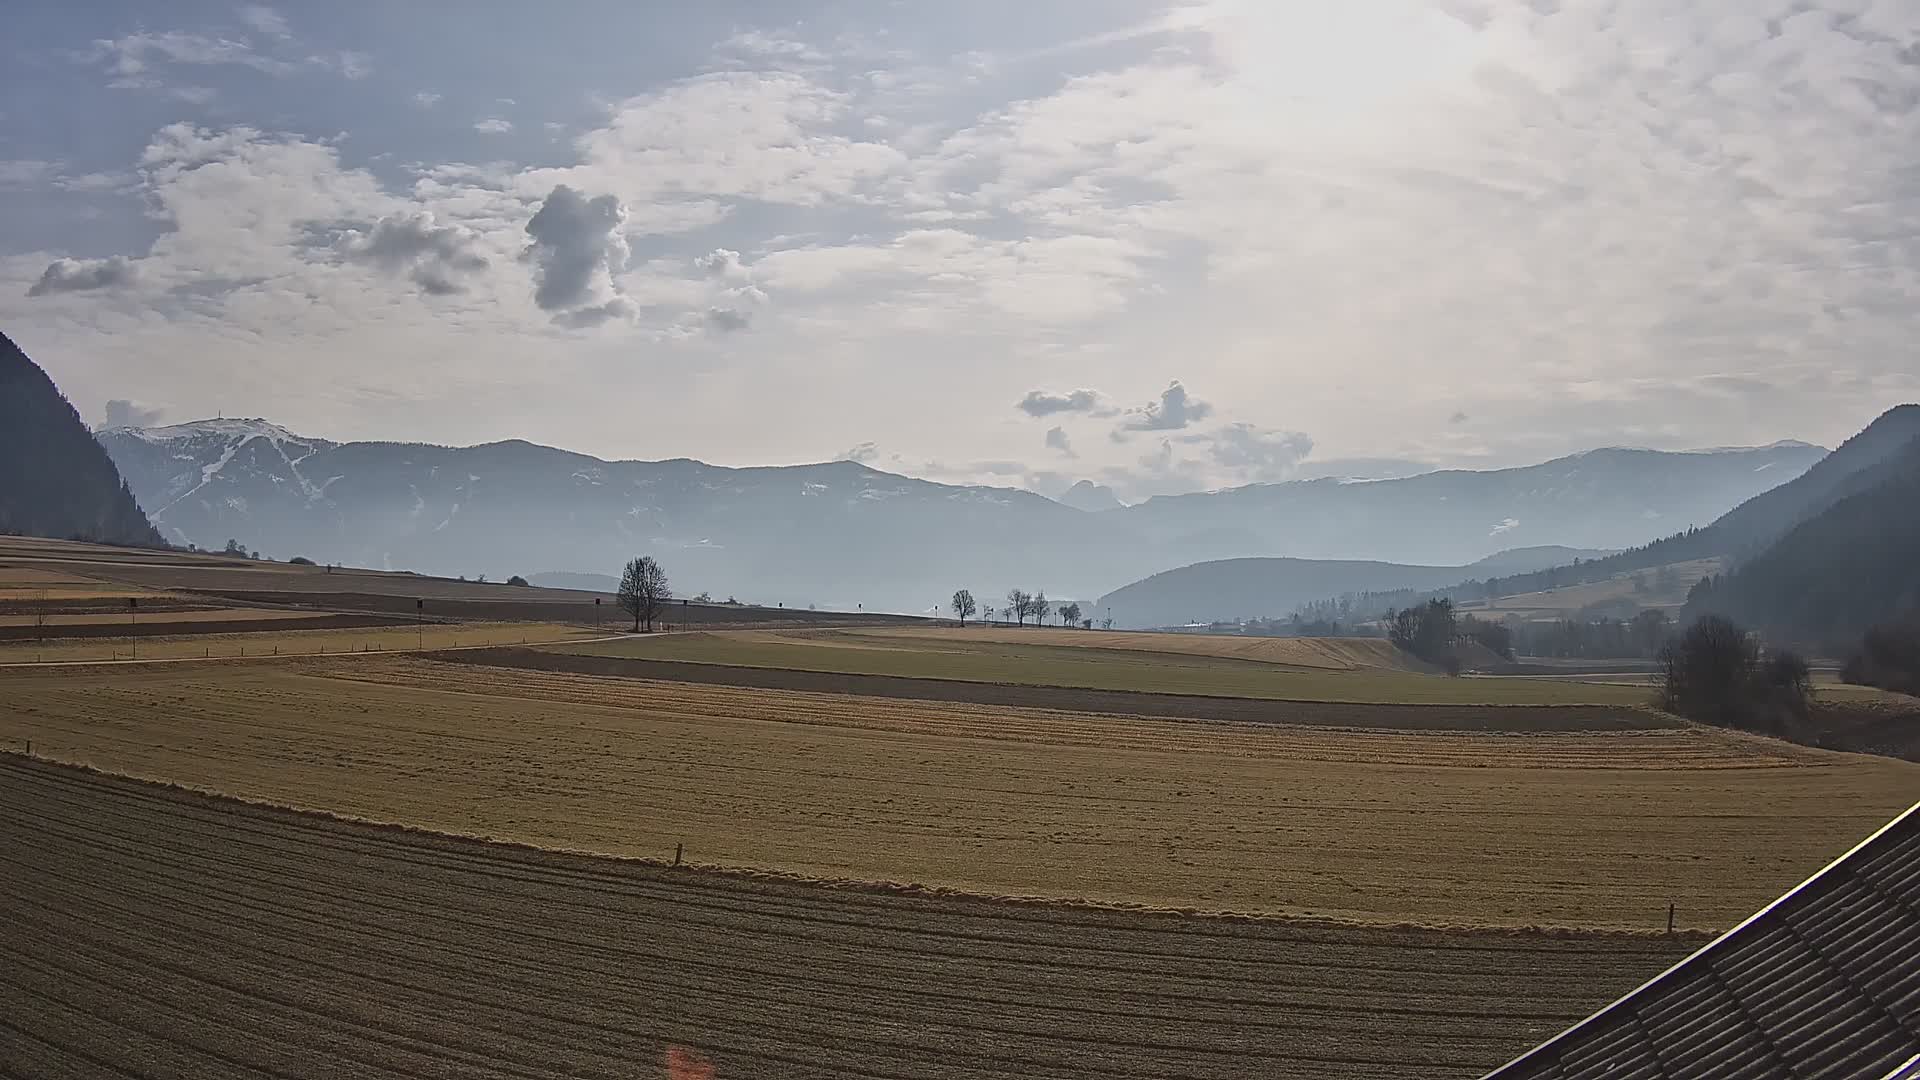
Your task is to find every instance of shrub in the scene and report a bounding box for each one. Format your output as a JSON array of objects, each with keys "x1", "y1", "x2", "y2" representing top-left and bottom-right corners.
[
  {"x1": 1658, "y1": 615, "x2": 1809, "y2": 734},
  {"x1": 506, "y1": 575, "x2": 530, "y2": 587},
  {"x1": 288, "y1": 556, "x2": 315, "y2": 566},
  {"x1": 1843, "y1": 621, "x2": 1920, "y2": 697}
]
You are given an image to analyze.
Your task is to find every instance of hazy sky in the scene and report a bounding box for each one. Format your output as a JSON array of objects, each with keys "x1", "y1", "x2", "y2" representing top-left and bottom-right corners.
[{"x1": 4, "y1": 1, "x2": 1918, "y2": 501}]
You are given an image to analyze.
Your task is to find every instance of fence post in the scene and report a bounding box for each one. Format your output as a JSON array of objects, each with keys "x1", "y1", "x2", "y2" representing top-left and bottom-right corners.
[
  {"x1": 674, "y1": 843, "x2": 683, "y2": 867},
  {"x1": 1667, "y1": 902, "x2": 1675, "y2": 935}
]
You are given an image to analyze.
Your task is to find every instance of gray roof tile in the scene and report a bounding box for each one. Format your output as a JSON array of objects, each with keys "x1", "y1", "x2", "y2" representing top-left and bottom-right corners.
[{"x1": 1486, "y1": 804, "x2": 1920, "y2": 1080}]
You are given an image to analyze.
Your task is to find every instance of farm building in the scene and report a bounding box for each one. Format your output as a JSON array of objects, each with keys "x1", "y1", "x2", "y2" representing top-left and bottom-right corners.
[{"x1": 1485, "y1": 802, "x2": 1920, "y2": 1079}]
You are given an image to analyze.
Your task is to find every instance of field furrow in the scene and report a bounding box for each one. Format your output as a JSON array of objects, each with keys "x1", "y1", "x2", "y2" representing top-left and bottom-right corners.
[{"x1": 0, "y1": 758, "x2": 1691, "y2": 1080}]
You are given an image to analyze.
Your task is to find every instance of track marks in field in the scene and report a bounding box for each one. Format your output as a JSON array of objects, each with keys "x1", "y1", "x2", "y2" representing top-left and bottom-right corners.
[
  {"x1": 2, "y1": 659, "x2": 1912, "y2": 928},
  {"x1": 0, "y1": 758, "x2": 1691, "y2": 1080}
]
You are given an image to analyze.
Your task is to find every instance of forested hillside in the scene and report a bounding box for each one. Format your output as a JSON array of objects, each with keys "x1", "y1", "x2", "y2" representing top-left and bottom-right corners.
[
  {"x1": 1688, "y1": 436, "x2": 1920, "y2": 648},
  {"x1": 0, "y1": 332, "x2": 161, "y2": 547}
]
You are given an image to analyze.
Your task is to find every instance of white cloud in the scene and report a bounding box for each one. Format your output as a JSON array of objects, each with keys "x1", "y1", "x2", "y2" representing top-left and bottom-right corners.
[
  {"x1": 331, "y1": 211, "x2": 490, "y2": 295},
  {"x1": 98, "y1": 398, "x2": 166, "y2": 429},
  {"x1": 1120, "y1": 381, "x2": 1211, "y2": 432},
  {"x1": 238, "y1": 6, "x2": 291, "y2": 39},
  {"x1": 27, "y1": 256, "x2": 140, "y2": 297},
  {"x1": 704, "y1": 306, "x2": 752, "y2": 332},
  {"x1": 1045, "y1": 426, "x2": 1075, "y2": 457},
  {"x1": 1017, "y1": 388, "x2": 1105, "y2": 417},
  {"x1": 523, "y1": 184, "x2": 629, "y2": 320},
  {"x1": 0, "y1": 160, "x2": 58, "y2": 188},
  {"x1": 473, "y1": 118, "x2": 514, "y2": 135},
  {"x1": 412, "y1": 91, "x2": 441, "y2": 109}
]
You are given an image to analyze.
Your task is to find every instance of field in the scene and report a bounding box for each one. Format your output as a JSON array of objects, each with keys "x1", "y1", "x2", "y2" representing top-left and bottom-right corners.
[
  {"x1": 9, "y1": 535, "x2": 1916, "y2": 1078},
  {"x1": 0, "y1": 756, "x2": 1699, "y2": 1080},
  {"x1": 1454, "y1": 557, "x2": 1725, "y2": 621},
  {"x1": 550, "y1": 628, "x2": 1656, "y2": 706},
  {"x1": 0, "y1": 621, "x2": 602, "y2": 662},
  {"x1": 4, "y1": 656, "x2": 1913, "y2": 929},
  {"x1": 0, "y1": 535, "x2": 926, "y2": 630}
]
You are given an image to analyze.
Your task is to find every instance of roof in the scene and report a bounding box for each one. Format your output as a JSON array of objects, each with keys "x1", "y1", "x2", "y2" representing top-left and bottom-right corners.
[{"x1": 1485, "y1": 802, "x2": 1920, "y2": 1080}]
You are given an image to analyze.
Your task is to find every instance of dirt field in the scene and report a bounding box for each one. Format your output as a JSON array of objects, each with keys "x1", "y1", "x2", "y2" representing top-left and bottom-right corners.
[
  {"x1": 0, "y1": 536, "x2": 926, "y2": 629},
  {"x1": 0, "y1": 756, "x2": 1697, "y2": 1080},
  {"x1": 4, "y1": 657, "x2": 1912, "y2": 929},
  {"x1": 852, "y1": 628, "x2": 1441, "y2": 671},
  {"x1": 0, "y1": 621, "x2": 599, "y2": 662},
  {"x1": 550, "y1": 629, "x2": 1654, "y2": 706},
  {"x1": 454, "y1": 647, "x2": 1669, "y2": 731}
]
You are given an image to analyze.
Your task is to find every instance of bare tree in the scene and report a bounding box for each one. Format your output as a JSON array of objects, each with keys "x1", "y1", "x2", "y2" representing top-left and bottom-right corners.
[
  {"x1": 617, "y1": 556, "x2": 672, "y2": 632},
  {"x1": 1059, "y1": 601, "x2": 1082, "y2": 627},
  {"x1": 1031, "y1": 590, "x2": 1050, "y2": 627},
  {"x1": 951, "y1": 588, "x2": 977, "y2": 627},
  {"x1": 1007, "y1": 589, "x2": 1030, "y2": 627}
]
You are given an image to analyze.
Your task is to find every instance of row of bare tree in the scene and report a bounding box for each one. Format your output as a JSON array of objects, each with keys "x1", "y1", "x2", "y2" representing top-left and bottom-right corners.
[{"x1": 950, "y1": 588, "x2": 1093, "y2": 629}]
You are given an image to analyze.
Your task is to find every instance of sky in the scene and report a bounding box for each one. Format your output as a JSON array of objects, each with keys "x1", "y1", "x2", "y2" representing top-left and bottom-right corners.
[{"x1": 3, "y1": 0, "x2": 1918, "y2": 503}]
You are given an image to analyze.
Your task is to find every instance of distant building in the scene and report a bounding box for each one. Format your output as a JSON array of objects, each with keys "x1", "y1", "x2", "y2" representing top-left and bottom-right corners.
[{"x1": 1485, "y1": 802, "x2": 1920, "y2": 1079}]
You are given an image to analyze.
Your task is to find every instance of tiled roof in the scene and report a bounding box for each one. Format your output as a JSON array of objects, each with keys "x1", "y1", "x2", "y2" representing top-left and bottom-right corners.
[{"x1": 1485, "y1": 803, "x2": 1920, "y2": 1080}]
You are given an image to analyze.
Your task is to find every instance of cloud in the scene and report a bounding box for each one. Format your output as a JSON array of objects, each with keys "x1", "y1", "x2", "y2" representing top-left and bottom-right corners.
[
  {"x1": 27, "y1": 256, "x2": 139, "y2": 297},
  {"x1": 840, "y1": 441, "x2": 880, "y2": 464},
  {"x1": 1120, "y1": 381, "x2": 1212, "y2": 432},
  {"x1": 82, "y1": 31, "x2": 293, "y2": 79},
  {"x1": 0, "y1": 160, "x2": 57, "y2": 188},
  {"x1": 1450, "y1": 411, "x2": 1469, "y2": 425},
  {"x1": 473, "y1": 118, "x2": 514, "y2": 135},
  {"x1": 331, "y1": 211, "x2": 490, "y2": 295},
  {"x1": 238, "y1": 7, "x2": 290, "y2": 38},
  {"x1": 552, "y1": 297, "x2": 635, "y2": 329},
  {"x1": 98, "y1": 399, "x2": 166, "y2": 429},
  {"x1": 1205, "y1": 423, "x2": 1314, "y2": 480},
  {"x1": 334, "y1": 51, "x2": 372, "y2": 80},
  {"x1": 1016, "y1": 388, "x2": 1107, "y2": 417},
  {"x1": 523, "y1": 184, "x2": 629, "y2": 318},
  {"x1": 1045, "y1": 426, "x2": 1076, "y2": 458},
  {"x1": 705, "y1": 306, "x2": 752, "y2": 332},
  {"x1": 412, "y1": 91, "x2": 441, "y2": 109},
  {"x1": 694, "y1": 248, "x2": 746, "y2": 278}
]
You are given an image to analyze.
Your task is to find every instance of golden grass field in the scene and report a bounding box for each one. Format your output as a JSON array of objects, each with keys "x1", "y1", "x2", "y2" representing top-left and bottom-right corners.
[
  {"x1": 0, "y1": 621, "x2": 603, "y2": 662},
  {"x1": 0, "y1": 607, "x2": 343, "y2": 627},
  {"x1": 551, "y1": 627, "x2": 1657, "y2": 705},
  {"x1": 4, "y1": 655, "x2": 1912, "y2": 930},
  {"x1": 0, "y1": 756, "x2": 1699, "y2": 1080}
]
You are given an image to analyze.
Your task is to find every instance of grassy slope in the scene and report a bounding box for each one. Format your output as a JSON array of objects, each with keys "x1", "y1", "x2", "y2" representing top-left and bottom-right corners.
[{"x1": 548, "y1": 629, "x2": 1654, "y2": 706}]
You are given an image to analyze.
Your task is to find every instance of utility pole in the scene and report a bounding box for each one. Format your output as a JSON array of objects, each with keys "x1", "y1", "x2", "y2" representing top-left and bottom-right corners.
[{"x1": 129, "y1": 597, "x2": 138, "y2": 659}]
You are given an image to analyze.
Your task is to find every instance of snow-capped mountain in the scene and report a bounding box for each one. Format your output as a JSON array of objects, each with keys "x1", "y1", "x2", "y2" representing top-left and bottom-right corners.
[{"x1": 96, "y1": 419, "x2": 1829, "y2": 612}]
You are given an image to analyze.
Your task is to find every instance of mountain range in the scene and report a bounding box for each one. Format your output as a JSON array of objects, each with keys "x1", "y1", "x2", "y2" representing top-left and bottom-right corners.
[
  {"x1": 1114, "y1": 404, "x2": 1920, "y2": 641},
  {"x1": 1, "y1": 332, "x2": 159, "y2": 548},
  {"x1": 95, "y1": 414, "x2": 1827, "y2": 613}
]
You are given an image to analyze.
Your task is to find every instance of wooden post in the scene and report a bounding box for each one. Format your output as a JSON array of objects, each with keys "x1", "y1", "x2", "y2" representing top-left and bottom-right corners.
[
  {"x1": 674, "y1": 843, "x2": 683, "y2": 867},
  {"x1": 23, "y1": 740, "x2": 30, "y2": 757},
  {"x1": 1667, "y1": 902, "x2": 1675, "y2": 935}
]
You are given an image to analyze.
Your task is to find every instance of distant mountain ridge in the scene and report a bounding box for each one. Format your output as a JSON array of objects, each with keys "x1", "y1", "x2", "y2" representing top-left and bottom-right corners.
[
  {"x1": 1094, "y1": 546, "x2": 1615, "y2": 629},
  {"x1": 98, "y1": 416, "x2": 1827, "y2": 613},
  {"x1": 0, "y1": 332, "x2": 161, "y2": 547}
]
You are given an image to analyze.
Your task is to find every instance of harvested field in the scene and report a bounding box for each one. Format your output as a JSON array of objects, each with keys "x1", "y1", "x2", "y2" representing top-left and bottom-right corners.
[
  {"x1": 550, "y1": 629, "x2": 1653, "y2": 705},
  {"x1": 0, "y1": 621, "x2": 599, "y2": 662},
  {"x1": 800, "y1": 628, "x2": 1439, "y2": 671},
  {"x1": 3, "y1": 657, "x2": 1912, "y2": 929},
  {"x1": 457, "y1": 647, "x2": 1669, "y2": 731},
  {"x1": 0, "y1": 756, "x2": 1696, "y2": 1080},
  {"x1": 0, "y1": 536, "x2": 924, "y2": 629}
]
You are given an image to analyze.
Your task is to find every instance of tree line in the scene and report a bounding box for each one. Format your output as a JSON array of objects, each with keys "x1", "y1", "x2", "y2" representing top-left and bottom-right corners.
[{"x1": 949, "y1": 588, "x2": 1099, "y2": 629}]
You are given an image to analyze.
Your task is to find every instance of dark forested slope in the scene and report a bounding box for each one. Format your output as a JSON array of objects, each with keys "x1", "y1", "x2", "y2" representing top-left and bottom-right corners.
[{"x1": 0, "y1": 331, "x2": 161, "y2": 546}]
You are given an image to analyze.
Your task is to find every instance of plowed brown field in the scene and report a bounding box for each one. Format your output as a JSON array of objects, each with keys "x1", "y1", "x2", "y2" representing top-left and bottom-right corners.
[
  {"x1": 4, "y1": 657, "x2": 1913, "y2": 929},
  {"x1": 0, "y1": 756, "x2": 1696, "y2": 1080}
]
